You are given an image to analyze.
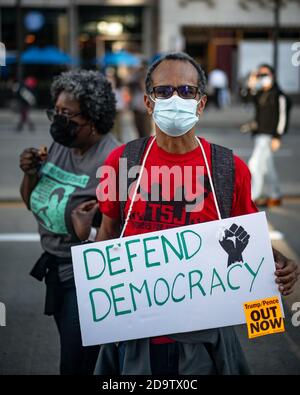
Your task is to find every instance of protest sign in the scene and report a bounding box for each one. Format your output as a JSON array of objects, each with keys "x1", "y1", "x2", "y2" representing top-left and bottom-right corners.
[
  {"x1": 71, "y1": 212, "x2": 283, "y2": 346},
  {"x1": 243, "y1": 296, "x2": 284, "y2": 338}
]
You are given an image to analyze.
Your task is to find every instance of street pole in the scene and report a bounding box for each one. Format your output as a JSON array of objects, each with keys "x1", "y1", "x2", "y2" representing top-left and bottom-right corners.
[
  {"x1": 142, "y1": 5, "x2": 153, "y2": 59},
  {"x1": 273, "y1": 0, "x2": 280, "y2": 74},
  {"x1": 68, "y1": 0, "x2": 79, "y2": 69},
  {"x1": 0, "y1": 6, "x2": 2, "y2": 42},
  {"x1": 16, "y1": 0, "x2": 23, "y2": 84}
]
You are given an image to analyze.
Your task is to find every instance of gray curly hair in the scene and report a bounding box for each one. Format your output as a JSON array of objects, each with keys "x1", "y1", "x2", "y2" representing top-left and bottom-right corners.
[{"x1": 51, "y1": 69, "x2": 116, "y2": 135}]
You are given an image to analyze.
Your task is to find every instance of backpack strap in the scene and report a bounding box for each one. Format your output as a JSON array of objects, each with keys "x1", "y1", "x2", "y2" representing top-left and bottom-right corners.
[
  {"x1": 211, "y1": 143, "x2": 235, "y2": 219},
  {"x1": 120, "y1": 136, "x2": 151, "y2": 226},
  {"x1": 119, "y1": 138, "x2": 235, "y2": 224}
]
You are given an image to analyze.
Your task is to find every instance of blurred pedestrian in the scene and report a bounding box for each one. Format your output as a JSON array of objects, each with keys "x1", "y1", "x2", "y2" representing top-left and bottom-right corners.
[
  {"x1": 106, "y1": 68, "x2": 130, "y2": 141},
  {"x1": 127, "y1": 61, "x2": 152, "y2": 137},
  {"x1": 208, "y1": 68, "x2": 230, "y2": 109},
  {"x1": 19, "y1": 70, "x2": 118, "y2": 375},
  {"x1": 13, "y1": 76, "x2": 37, "y2": 132},
  {"x1": 243, "y1": 64, "x2": 291, "y2": 207}
]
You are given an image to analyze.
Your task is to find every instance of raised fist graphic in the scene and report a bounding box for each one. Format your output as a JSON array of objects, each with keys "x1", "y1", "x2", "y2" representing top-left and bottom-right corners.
[{"x1": 219, "y1": 224, "x2": 250, "y2": 267}]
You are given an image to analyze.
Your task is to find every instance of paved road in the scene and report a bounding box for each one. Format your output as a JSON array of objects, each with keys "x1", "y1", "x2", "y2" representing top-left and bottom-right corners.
[
  {"x1": 0, "y1": 106, "x2": 300, "y2": 375},
  {"x1": 0, "y1": 105, "x2": 300, "y2": 199},
  {"x1": 0, "y1": 204, "x2": 59, "y2": 374},
  {"x1": 0, "y1": 202, "x2": 299, "y2": 375}
]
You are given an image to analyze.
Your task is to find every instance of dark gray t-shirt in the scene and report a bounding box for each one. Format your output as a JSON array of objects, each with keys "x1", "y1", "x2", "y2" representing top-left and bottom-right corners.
[{"x1": 30, "y1": 133, "x2": 118, "y2": 281}]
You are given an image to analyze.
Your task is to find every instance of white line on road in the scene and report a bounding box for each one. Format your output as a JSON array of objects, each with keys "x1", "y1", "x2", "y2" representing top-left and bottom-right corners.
[
  {"x1": 0, "y1": 230, "x2": 283, "y2": 242},
  {"x1": 0, "y1": 233, "x2": 40, "y2": 242},
  {"x1": 234, "y1": 148, "x2": 293, "y2": 157},
  {"x1": 269, "y1": 230, "x2": 285, "y2": 240}
]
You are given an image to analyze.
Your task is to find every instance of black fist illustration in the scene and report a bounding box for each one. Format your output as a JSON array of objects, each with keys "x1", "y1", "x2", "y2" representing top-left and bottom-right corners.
[{"x1": 219, "y1": 224, "x2": 250, "y2": 267}]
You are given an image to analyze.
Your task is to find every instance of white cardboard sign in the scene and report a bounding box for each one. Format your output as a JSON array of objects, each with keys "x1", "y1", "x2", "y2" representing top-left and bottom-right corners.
[{"x1": 71, "y1": 212, "x2": 282, "y2": 346}]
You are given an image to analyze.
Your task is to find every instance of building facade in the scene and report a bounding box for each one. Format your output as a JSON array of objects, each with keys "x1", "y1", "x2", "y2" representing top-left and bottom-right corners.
[
  {"x1": 0, "y1": 0, "x2": 158, "y2": 65},
  {"x1": 159, "y1": 0, "x2": 300, "y2": 93},
  {"x1": 1, "y1": 0, "x2": 299, "y2": 95}
]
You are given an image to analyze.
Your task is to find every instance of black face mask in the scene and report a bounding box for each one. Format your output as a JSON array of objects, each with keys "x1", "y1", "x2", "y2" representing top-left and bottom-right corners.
[{"x1": 50, "y1": 114, "x2": 80, "y2": 147}]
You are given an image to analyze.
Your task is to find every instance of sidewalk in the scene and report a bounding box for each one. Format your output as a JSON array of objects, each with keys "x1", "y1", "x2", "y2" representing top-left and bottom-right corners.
[
  {"x1": 200, "y1": 102, "x2": 300, "y2": 129},
  {"x1": 0, "y1": 104, "x2": 299, "y2": 200},
  {"x1": 1, "y1": 102, "x2": 300, "y2": 127}
]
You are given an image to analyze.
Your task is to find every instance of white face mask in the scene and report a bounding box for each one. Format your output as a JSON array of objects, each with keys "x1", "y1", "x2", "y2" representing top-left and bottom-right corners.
[
  {"x1": 152, "y1": 95, "x2": 200, "y2": 137},
  {"x1": 256, "y1": 75, "x2": 273, "y2": 90}
]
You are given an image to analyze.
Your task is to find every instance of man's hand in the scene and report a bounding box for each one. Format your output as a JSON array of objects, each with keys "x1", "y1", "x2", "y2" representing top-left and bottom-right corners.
[
  {"x1": 273, "y1": 248, "x2": 299, "y2": 296},
  {"x1": 71, "y1": 200, "x2": 98, "y2": 241}
]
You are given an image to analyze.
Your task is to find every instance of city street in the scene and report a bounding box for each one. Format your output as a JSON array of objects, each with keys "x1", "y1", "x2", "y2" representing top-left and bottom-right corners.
[{"x1": 0, "y1": 105, "x2": 300, "y2": 374}]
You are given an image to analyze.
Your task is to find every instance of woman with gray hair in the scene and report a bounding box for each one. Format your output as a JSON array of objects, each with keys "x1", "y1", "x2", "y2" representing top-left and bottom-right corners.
[{"x1": 19, "y1": 70, "x2": 118, "y2": 374}]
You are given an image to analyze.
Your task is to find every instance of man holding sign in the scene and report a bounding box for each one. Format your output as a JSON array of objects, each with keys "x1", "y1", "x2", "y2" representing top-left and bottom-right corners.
[{"x1": 72, "y1": 52, "x2": 299, "y2": 375}]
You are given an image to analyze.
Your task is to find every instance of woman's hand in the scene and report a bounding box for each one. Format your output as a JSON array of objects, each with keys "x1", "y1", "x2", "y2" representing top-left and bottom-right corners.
[
  {"x1": 19, "y1": 148, "x2": 41, "y2": 176},
  {"x1": 71, "y1": 200, "x2": 99, "y2": 241},
  {"x1": 271, "y1": 138, "x2": 281, "y2": 152},
  {"x1": 273, "y1": 248, "x2": 299, "y2": 296},
  {"x1": 248, "y1": 71, "x2": 258, "y2": 90}
]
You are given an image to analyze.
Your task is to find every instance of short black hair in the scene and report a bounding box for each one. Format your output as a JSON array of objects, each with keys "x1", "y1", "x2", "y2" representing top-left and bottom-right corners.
[
  {"x1": 258, "y1": 64, "x2": 275, "y2": 76},
  {"x1": 51, "y1": 70, "x2": 116, "y2": 135},
  {"x1": 145, "y1": 52, "x2": 207, "y2": 96}
]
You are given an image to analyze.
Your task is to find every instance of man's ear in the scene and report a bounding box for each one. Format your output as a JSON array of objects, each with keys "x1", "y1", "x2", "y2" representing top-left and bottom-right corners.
[
  {"x1": 197, "y1": 95, "x2": 207, "y2": 116},
  {"x1": 144, "y1": 94, "x2": 154, "y2": 115}
]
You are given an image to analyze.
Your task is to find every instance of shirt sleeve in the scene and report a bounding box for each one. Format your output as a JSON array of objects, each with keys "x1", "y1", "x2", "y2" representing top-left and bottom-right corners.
[
  {"x1": 275, "y1": 94, "x2": 287, "y2": 139},
  {"x1": 231, "y1": 155, "x2": 258, "y2": 217},
  {"x1": 97, "y1": 144, "x2": 125, "y2": 219}
]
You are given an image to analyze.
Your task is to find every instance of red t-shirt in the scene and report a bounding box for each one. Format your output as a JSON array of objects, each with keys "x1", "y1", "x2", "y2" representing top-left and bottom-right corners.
[{"x1": 98, "y1": 137, "x2": 258, "y2": 344}]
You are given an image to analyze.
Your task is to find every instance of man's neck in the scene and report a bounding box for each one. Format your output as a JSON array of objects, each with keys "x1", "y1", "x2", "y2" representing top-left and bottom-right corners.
[{"x1": 155, "y1": 129, "x2": 198, "y2": 154}]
